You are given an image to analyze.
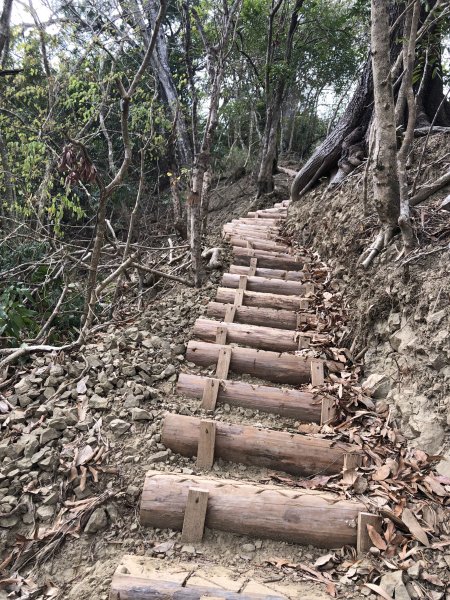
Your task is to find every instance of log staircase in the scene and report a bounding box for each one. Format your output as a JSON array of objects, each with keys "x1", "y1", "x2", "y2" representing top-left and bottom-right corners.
[{"x1": 110, "y1": 200, "x2": 380, "y2": 599}]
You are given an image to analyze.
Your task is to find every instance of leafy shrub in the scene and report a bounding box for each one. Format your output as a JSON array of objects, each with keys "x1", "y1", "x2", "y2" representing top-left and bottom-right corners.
[{"x1": 0, "y1": 286, "x2": 38, "y2": 346}]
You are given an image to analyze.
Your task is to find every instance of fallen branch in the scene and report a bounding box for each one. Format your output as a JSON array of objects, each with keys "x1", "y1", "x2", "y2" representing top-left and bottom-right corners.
[
  {"x1": 0, "y1": 342, "x2": 78, "y2": 369},
  {"x1": 276, "y1": 165, "x2": 297, "y2": 178},
  {"x1": 410, "y1": 169, "x2": 450, "y2": 206},
  {"x1": 131, "y1": 262, "x2": 194, "y2": 286}
]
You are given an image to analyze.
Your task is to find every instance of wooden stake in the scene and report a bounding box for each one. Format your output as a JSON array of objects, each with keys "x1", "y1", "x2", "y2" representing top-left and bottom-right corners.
[
  {"x1": 248, "y1": 257, "x2": 257, "y2": 276},
  {"x1": 197, "y1": 419, "x2": 216, "y2": 469},
  {"x1": 215, "y1": 347, "x2": 232, "y2": 379},
  {"x1": 304, "y1": 282, "x2": 315, "y2": 297},
  {"x1": 224, "y1": 305, "x2": 236, "y2": 323},
  {"x1": 233, "y1": 289, "x2": 244, "y2": 307},
  {"x1": 299, "y1": 298, "x2": 310, "y2": 311},
  {"x1": 311, "y1": 359, "x2": 324, "y2": 386},
  {"x1": 357, "y1": 512, "x2": 383, "y2": 555},
  {"x1": 201, "y1": 378, "x2": 220, "y2": 411},
  {"x1": 215, "y1": 325, "x2": 227, "y2": 345},
  {"x1": 342, "y1": 453, "x2": 362, "y2": 485},
  {"x1": 320, "y1": 397, "x2": 335, "y2": 426},
  {"x1": 238, "y1": 275, "x2": 248, "y2": 290},
  {"x1": 298, "y1": 335, "x2": 310, "y2": 349},
  {"x1": 181, "y1": 487, "x2": 209, "y2": 543},
  {"x1": 296, "y1": 313, "x2": 309, "y2": 327}
]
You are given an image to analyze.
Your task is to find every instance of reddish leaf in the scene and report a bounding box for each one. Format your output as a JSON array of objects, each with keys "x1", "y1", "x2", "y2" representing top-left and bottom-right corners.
[{"x1": 367, "y1": 524, "x2": 387, "y2": 551}]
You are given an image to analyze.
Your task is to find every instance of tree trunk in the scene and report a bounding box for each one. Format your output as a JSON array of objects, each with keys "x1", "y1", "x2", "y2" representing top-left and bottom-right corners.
[
  {"x1": 290, "y1": 0, "x2": 450, "y2": 201},
  {"x1": 0, "y1": 127, "x2": 15, "y2": 222},
  {"x1": 370, "y1": 0, "x2": 400, "y2": 237},
  {"x1": 0, "y1": 0, "x2": 13, "y2": 63}
]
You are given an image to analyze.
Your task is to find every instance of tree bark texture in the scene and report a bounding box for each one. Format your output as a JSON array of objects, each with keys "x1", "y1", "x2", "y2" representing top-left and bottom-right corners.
[{"x1": 370, "y1": 0, "x2": 400, "y2": 234}]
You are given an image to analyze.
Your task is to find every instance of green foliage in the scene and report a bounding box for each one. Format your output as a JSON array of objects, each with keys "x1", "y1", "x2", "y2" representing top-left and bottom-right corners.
[{"x1": 0, "y1": 286, "x2": 37, "y2": 345}]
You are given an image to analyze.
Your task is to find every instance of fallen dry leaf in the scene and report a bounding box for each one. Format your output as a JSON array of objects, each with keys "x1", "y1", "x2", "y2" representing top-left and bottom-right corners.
[
  {"x1": 364, "y1": 583, "x2": 394, "y2": 600},
  {"x1": 367, "y1": 524, "x2": 387, "y2": 551},
  {"x1": 372, "y1": 464, "x2": 391, "y2": 481},
  {"x1": 402, "y1": 508, "x2": 429, "y2": 546}
]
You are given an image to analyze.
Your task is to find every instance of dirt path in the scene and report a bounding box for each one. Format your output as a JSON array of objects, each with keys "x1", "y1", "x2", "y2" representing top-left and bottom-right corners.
[{"x1": 1, "y1": 190, "x2": 448, "y2": 600}]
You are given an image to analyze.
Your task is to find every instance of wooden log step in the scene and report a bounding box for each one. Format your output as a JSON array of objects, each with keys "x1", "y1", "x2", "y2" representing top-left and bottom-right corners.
[
  {"x1": 229, "y1": 265, "x2": 305, "y2": 282},
  {"x1": 233, "y1": 248, "x2": 306, "y2": 272},
  {"x1": 224, "y1": 223, "x2": 278, "y2": 233},
  {"x1": 162, "y1": 413, "x2": 361, "y2": 476},
  {"x1": 216, "y1": 287, "x2": 308, "y2": 310},
  {"x1": 110, "y1": 555, "x2": 288, "y2": 600},
  {"x1": 177, "y1": 374, "x2": 322, "y2": 421},
  {"x1": 247, "y1": 209, "x2": 287, "y2": 218},
  {"x1": 222, "y1": 273, "x2": 305, "y2": 296},
  {"x1": 186, "y1": 340, "x2": 313, "y2": 384},
  {"x1": 140, "y1": 471, "x2": 365, "y2": 548},
  {"x1": 233, "y1": 218, "x2": 280, "y2": 226},
  {"x1": 232, "y1": 247, "x2": 295, "y2": 261},
  {"x1": 228, "y1": 221, "x2": 278, "y2": 231},
  {"x1": 223, "y1": 223, "x2": 279, "y2": 234},
  {"x1": 229, "y1": 236, "x2": 291, "y2": 253},
  {"x1": 206, "y1": 302, "x2": 317, "y2": 330},
  {"x1": 192, "y1": 319, "x2": 325, "y2": 352}
]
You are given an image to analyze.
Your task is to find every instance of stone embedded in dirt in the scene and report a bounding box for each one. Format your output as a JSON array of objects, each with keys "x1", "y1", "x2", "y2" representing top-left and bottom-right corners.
[
  {"x1": 161, "y1": 364, "x2": 176, "y2": 379},
  {"x1": 47, "y1": 417, "x2": 67, "y2": 431},
  {"x1": 109, "y1": 419, "x2": 131, "y2": 435},
  {"x1": 0, "y1": 514, "x2": 19, "y2": 528},
  {"x1": 407, "y1": 562, "x2": 423, "y2": 579},
  {"x1": 89, "y1": 394, "x2": 109, "y2": 410},
  {"x1": 181, "y1": 545, "x2": 196, "y2": 554},
  {"x1": 362, "y1": 373, "x2": 391, "y2": 399},
  {"x1": 241, "y1": 543, "x2": 256, "y2": 553},
  {"x1": 380, "y1": 570, "x2": 406, "y2": 596},
  {"x1": 147, "y1": 450, "x2": 170, "y2": 464},
  {"x1": 36, "y1": 505, "x2": 55, "y2": 522},
  {"x1": 84, "y1": 508, "x2": 108, "y2": 533},
  {"x1": 390, "y1": 324, "x2": 417, "y2": 352},
  {"x1": 40, "y1": 428, "x2": 62, "y2": 445},
  {"x1": 131, "y1": 408, "x2": 152, "y2": 421}
]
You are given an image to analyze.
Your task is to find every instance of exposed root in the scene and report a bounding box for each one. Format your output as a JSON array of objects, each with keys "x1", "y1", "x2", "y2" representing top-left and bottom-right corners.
[
  {"x1": 358, "y1": 225, "x2": 397, "y2": 269},
  {"x1": 202, "y1": 247, "x2": 223, "y2": 269}
]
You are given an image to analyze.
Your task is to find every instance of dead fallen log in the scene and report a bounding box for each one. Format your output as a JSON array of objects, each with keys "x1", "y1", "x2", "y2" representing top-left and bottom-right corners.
[
  {"x1": 140, "y1": 471, "x2": 365, "y2": 548},
  {"x1": 192, "y1": 318, "x2": 325, "y2": 352},
  {"x1": 229, "y1": 265, "x2": 305, "y2": 281},
  {"x1": 186, "y1": 340, "x2": 313, "y2": 384},
  {"x1": 162, "y1": 413, "x2": 361, "y2": 476},
  {"x1": 233, "y1": 248, "x2": 305, "y2": 271},
  {"x1": 216, "y1": 287, "x2": 307, "y2": 310},
  {"x1": 176, "y1": 373, "x2": 322, "y2": 421},
  {"x1": 222, "y1": 273, "x2": 305, "y2": 295},
  {"x1": 206, "y1": 301, "x2": 316, "y2": 330}
]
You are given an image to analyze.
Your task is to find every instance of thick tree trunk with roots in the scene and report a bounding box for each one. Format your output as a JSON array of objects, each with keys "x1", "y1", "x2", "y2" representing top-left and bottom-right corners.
[{"x1": 290, "y1": 0, "x2": 450, "y2": 202}]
